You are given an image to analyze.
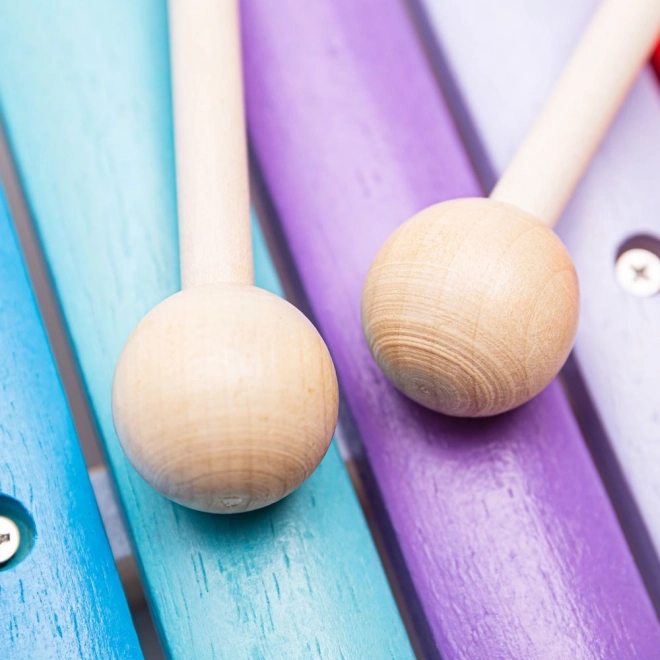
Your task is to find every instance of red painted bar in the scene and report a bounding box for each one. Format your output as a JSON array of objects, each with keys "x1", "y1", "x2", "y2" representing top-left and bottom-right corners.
[{"x1": 242, "y1": 0, "x2": 660, "y2": 657}]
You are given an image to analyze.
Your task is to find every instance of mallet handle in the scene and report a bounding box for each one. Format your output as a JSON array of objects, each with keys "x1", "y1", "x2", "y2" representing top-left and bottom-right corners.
[
  {"x1": 491, "y1": 0, "x2": 660, "y2": 227},
  {"x1": 169, "y1": 0, "x2": 252, "y2": 288}
]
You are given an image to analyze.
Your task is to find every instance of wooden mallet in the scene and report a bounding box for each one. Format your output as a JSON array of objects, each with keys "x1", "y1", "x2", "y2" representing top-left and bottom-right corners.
[
  {"x1": 112, "y1": 0, "x2": 338, "y2": 513},
  {"x1": 362, "y1": 0, "x2": 660, "y2": 417}
]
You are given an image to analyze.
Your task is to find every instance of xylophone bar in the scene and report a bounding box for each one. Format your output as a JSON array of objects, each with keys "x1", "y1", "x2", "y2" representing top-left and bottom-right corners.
[
  {"x1": 242, "y1": 0, "x2": 660, "y2": 657},
  {"x1": 0, "y1": 1, "x2": 413, "y2": 657},
  {"x1": 418, "y1": 0, "x2": 660, "y2": 599},
  {"x1": 0, "y1": 177, "x2": 140, "y2": 655}
]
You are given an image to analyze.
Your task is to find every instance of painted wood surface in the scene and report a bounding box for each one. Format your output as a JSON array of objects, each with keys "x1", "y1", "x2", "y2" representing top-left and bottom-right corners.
[
  {"x1": 0, "y1": 1, "x2": 413, "y2": 658},
  {"x1": 418, "y1": 0, "x2": 660, "y2": 598},
  {"x1": 0, "y1": 192, "x2": 141, "y2": 657},
  {"x1": 241, "y1": 1, "x2": 660, "y2": 657}
]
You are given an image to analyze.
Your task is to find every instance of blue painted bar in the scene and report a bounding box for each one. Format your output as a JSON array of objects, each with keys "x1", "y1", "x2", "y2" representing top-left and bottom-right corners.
[
  {"x1": 0, "y1": 190, "x2": 141, "y2": 658},
  {"x1": 0, "y1": 1, "x2": 413, "y2": 657}
]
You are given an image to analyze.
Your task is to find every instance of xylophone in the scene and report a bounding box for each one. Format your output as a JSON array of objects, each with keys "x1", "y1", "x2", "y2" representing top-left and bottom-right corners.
[{"x1": 1, "y1": 1, "x2": 660, "y2": 659}]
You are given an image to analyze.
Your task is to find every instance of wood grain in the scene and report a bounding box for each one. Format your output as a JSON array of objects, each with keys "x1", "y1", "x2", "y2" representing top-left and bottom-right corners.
[
  {"x1": 113, "y1": 0, "x2": 339, "y2": 513},
  {"x1": 0, "y1": 192, "x2": 141, "y2": 657},
  {"x1": 362, "y1": 198, "x2": 578, "y2": 416},
  {"x1": 113, "y1": 284, "x2": 339, "y2": 512},
  {"x1": 418, "y1": 0, "x2": 660, "y2": 602},
  {"x1": 0, "y1": 0, "x2": 413, "y2": 656},
  {"x1": 241, "y1": 0, "x2": 660, "y2": 656}
]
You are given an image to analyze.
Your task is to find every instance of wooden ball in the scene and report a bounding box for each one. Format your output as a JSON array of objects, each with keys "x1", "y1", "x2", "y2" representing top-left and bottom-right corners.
[
  {"x1": 362, "y1": 198, "x2": 579, "y2": 417},
  {"x1": 112, "y1": 284, "x2": 338, "y2": 513}
]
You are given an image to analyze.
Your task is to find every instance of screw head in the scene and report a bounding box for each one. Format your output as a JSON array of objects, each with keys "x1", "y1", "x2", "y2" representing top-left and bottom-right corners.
[
  {"x1": 0, "y1": 515, "x2": 20, "y2": 564},
  {"x1": 615, "y1": 248, "x2": 660, "y2": 298}
]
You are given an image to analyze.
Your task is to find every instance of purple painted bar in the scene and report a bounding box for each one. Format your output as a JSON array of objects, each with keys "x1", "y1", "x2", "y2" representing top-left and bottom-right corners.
[{"x1": 242, "y1": 0, "x2": 660, "y2": 657}]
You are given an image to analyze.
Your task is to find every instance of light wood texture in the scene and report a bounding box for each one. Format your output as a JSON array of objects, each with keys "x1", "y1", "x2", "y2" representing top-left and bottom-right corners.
[
  {"x1": 362, "y1": 191, "x2": 580, "y2": 416},
  {"x1": 362, "y1": 198, "x2": 578, "y2": 416},
  {"x1": 169, "y1": 0, "x2": 251, "y2": 288},
  {"x1": 0, "y1": 1, "x2": 413, "y2": 656},
  {"x1": 112, "y1": 0, "x2": 339, "y2": 512},
  {"x1": 418, "y1": 0, "x2": 660, "y2": 601},
  {"x1": 113, "y1": 284, "x2": 339, "y2": 512},
  {"x1": 362, "y1": 0, "x2": 658, "y2": 417},
  {"x1": 490, "y1": 0, "x2": 660, "y2": 226}
]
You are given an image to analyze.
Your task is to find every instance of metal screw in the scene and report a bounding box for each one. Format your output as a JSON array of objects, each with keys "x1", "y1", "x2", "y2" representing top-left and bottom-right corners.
[
  {"x1": 615, "y1": 247, "x2": 660, "y2": 298},
  {"x1": 0, "y1": 516, "x2": 20, "y2": 564}
]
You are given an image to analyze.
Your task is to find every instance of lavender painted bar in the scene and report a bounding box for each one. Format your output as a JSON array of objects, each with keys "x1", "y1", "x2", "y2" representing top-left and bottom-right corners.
[{"x1": 242, "y1": 1, "x2": 660, "y2": 657}]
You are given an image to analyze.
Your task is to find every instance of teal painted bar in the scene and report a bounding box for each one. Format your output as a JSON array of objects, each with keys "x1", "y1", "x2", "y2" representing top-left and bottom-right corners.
[
  {"x1": 0, "y1": 189, "x2": 142, "y2": 658},
  {"x1": 0, "y1": 1, "x2": 413, "y2": 657}
]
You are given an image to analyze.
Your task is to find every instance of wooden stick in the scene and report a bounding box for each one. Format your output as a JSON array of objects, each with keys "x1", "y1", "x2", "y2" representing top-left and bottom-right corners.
[
  {"x1": 490, "y1": 0, "x2": 660, "y2": 226},
  {"x1": 113, "y1": 0, "x2": 339, "y2": 514},
  {"x1": 168, "y1": 0, "x2": 252, "y2": 287}
]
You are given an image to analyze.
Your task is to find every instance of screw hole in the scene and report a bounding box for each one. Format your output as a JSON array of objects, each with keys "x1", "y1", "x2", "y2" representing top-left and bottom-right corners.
[
  {"x1": 615, "y1": 234, "x2": 660, "y2": 298},
  {"x1": 0, "y1": 495, "x2": 36, "y2": 571}
]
